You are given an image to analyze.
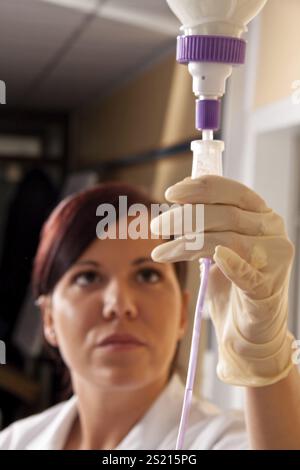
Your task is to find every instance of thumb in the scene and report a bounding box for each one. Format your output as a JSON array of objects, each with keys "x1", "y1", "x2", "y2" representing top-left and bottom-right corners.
[{"x1": 213, "y1": 245, "x2": 263, "y2": 292}]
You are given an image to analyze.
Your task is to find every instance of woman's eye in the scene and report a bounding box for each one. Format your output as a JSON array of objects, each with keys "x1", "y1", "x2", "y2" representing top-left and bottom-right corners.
[
  {"x1": 136, "y1": 268, "x2": 162, "y2": 284},
  {"x1": 72, "y1": 271, "x2": 104, "y2": 287}
]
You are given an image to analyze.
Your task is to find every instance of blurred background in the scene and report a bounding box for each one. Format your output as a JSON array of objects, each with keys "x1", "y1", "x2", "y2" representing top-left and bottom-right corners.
[{"x1": 0, "y1": 0, "x2": 300, "y2": 429}]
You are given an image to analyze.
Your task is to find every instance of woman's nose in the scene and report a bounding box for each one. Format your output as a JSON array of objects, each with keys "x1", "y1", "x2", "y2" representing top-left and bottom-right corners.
[{"x1": 101, "y1": 280, "x2": 138, "y2": 320}]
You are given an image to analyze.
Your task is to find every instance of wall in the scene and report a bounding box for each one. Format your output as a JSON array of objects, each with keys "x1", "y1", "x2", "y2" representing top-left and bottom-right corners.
[
  {"x1": 71, "y1": 54, "x2": 198, "y2": 167},
  {"x1": 254, "y1": 0, "x2": 300, "y2": 109}
]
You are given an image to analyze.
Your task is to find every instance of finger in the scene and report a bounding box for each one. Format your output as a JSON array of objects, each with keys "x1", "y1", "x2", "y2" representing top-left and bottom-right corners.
[
  {"x1": 213, "y1": 245, "x2": 264, "y2": 294},
  {"x1": 165, "y1": 175, "x2": 271, "y2": 213},
  {"x1": 150, "y1": 204, "x2": 285, "y2": 238},
  {"x1": 151, "y1": 231, "x2": 256, "y2": 264},
  {"x1": 151, "y1": 231, "x2": 274, "y2": 271}
]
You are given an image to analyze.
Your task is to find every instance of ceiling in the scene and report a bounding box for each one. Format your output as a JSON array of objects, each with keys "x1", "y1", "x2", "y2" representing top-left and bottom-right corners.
[{"x1": 0, "y1": 0, "x2": 180, "y2": 111}]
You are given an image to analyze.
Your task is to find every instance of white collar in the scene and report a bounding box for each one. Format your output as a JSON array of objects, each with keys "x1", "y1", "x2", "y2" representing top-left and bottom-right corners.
[
  {"x1": 27, "y1": 372, "x2": 209, "y2": 450},
  {"x1": 115, "y1": 372, "x2": 185, "y2": 450}
]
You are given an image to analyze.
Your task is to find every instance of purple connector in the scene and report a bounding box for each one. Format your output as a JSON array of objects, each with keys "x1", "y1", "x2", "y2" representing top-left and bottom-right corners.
[{"x1": 196, "y1": 99, "x2": 221, "y2": 131}]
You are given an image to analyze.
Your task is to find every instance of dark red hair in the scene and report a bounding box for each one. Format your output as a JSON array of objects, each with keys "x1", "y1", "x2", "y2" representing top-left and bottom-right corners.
[{"x1": 32, "y1": 181, "x2": 187, "y2": 300}]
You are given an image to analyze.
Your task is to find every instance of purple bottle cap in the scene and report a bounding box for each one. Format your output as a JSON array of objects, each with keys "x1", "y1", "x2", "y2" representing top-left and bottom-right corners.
[
  {"x1": 177, "y1": 35, "x2": 246, "y2": 65},
  {"x1": 196, "y1": 99, "x2": 221, "y2": 131}
]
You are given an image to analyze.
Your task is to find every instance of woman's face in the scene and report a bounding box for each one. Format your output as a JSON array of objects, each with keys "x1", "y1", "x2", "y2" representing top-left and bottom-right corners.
[{"x1": 42, "y1": 219, "x2": 189, "y2": 390}]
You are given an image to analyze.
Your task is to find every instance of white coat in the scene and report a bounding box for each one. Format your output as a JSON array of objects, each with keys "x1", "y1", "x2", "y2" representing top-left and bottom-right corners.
[{"x1": 0, "y1": 372, "x2": 249, "y2": 450}]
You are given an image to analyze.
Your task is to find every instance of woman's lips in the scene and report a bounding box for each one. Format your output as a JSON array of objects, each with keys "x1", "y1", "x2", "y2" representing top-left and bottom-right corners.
[
  {"x1": 97, "y1": 333, "x2": 147, "y2": 348},
  {"x1": 98, "y1": 342, "x2": 145, "y2": 351}
]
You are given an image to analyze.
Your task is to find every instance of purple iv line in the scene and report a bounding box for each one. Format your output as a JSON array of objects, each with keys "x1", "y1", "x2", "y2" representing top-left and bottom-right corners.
[{"x1": 175, "y1": 257, "x2": 212, "y2": 450}]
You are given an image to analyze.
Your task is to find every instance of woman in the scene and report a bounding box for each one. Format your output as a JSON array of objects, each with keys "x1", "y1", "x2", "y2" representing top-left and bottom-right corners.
[{"x1": 0, "y1": 179, "x2": 299, "y2": 450}]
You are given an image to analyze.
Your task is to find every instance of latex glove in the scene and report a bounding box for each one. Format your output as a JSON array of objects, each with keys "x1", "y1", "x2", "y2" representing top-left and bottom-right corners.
[{"x1": 150, "y1": 175, "x2": 296, "y2": 387}]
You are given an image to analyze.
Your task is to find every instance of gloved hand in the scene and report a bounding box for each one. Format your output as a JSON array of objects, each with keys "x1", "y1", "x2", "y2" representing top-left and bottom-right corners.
[{"x1": 150, "y1": 175, "x2": 296, "y2": 387}]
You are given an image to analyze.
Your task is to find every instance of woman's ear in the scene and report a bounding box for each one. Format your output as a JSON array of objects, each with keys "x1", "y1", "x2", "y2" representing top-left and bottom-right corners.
[
  {"x1": 37, "y1": 294, "x2": 58, "y2": 347},
  {"x1": 179, "y1": 289, "x2": 190, "y2": 339}
]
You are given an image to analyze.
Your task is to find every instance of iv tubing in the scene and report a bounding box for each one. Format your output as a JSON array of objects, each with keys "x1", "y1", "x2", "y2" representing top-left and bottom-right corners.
[
  {"x1": 175, "y1": 129, "x2": 216, "y2": 450},
  {"x1": 175, "y1": 257, "x2": 212, "y2": 450}
]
